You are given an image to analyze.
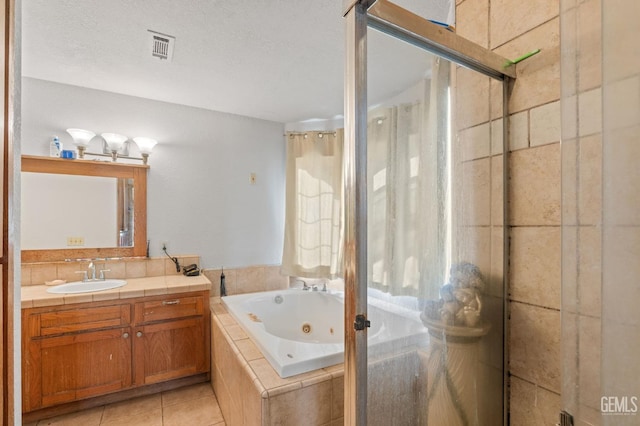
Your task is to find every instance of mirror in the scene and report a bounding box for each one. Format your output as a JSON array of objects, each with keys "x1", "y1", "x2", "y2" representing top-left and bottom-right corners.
[{"x1": 21, "y1": 155, "x2": 148, "y2": 262}]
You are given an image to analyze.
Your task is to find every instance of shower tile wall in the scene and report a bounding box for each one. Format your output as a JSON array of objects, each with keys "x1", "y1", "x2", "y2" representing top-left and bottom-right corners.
[
  {"x1": 600, "y1": 2, "x2": 640, "y2": 426},
  {"x1": 456, "y1": 0, "x2": 563, "y2": 423},
  {"x1": 561, "y1": 0, "x2": 603, "y2": 424}
]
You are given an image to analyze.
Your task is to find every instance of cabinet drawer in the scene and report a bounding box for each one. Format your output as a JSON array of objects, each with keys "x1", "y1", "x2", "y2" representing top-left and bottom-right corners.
[
  {"x1": 134, "y1": 294, "x2": 204, "y2": 324},
  {"x1": 33, "y1": 304, "x2": 131, "y2": 337}
]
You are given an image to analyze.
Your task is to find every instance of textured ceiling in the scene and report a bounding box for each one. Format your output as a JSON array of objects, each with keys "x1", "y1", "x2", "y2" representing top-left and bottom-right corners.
[{"x1": 23, "y1": 0, "x2": 441, "y2": 124}]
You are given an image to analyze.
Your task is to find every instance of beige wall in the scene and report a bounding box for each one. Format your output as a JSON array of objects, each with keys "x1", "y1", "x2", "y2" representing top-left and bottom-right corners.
[{"x1": 455, "y1": 0, "x2": 563, "y2": 424}]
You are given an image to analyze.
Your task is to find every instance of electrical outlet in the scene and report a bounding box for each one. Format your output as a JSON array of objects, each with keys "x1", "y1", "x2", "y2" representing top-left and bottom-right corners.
[{"x1": 67, "y1": 237, "x2": 85, "y2": 246}]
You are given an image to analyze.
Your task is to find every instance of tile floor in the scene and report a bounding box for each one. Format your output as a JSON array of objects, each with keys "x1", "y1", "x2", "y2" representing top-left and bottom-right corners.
[{"x1": 24, "y1": 382, "x2": 226, "y2": 426}]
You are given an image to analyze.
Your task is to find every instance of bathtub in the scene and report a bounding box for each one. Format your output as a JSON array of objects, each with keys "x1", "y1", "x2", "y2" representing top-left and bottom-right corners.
[{"x1": 222, "y1": 289, "x2": 428, "y2": 378}]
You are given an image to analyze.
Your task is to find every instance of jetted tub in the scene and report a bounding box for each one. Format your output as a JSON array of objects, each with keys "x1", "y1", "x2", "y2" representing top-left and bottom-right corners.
[{"x1": 222, "y1": 289, "x2": 428, "y2": 378}]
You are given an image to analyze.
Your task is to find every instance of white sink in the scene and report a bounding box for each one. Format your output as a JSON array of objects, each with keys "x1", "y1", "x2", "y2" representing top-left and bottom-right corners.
[{"x1": 46, "y1": 279, "x2": 127, "y2": 294}]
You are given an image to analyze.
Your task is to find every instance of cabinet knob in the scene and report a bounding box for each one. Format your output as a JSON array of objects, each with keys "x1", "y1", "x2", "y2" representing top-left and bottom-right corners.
[
  {"x1": 123, "y1": 332, "x2": 129, "y2": 339},
  {"x1": 136, "y1": 331, "x2": 143, "y2": 338}
]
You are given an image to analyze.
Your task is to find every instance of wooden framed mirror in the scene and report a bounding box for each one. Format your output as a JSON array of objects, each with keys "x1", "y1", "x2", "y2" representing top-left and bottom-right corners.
[{"x1": 21, "y1": 155, "x2": 148, "y2": 262}]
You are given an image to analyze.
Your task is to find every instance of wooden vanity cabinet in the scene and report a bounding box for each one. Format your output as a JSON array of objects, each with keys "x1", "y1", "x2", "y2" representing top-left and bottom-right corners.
[
  {"x1": 22, "y1": 303, "x2": 133, "y2": 411},
  {"x1": 133, "y1": 294, "x2": 208, "y2": 385},
  {"x1": 22, "y1": 291, "x2": 210, "y2": 414}
]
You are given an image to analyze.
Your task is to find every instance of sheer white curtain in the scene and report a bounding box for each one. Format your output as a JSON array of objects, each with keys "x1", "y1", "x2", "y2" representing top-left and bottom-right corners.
[
  {"x1": 368, "y1": 58, "x2": 450, "y2": 297},
  {"x1": 281, "y1": 130, "x2": 344, "y2": 278}
]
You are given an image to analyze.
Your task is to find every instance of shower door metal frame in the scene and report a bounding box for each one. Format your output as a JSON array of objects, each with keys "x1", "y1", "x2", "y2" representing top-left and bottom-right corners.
[{"x1": 343, "y1": 1, "x2": 515, "y2": 425}]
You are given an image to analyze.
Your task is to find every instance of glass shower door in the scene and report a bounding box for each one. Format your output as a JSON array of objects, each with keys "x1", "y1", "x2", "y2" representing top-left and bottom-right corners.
[{"x1": 343, "y1": 1, "x2": 512, "y2": 424}]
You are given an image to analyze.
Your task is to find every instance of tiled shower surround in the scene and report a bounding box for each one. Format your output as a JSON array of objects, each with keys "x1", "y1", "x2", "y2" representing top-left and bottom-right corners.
[{"x1": 456, "y1": 0, "x2": 564, "y2": 423}]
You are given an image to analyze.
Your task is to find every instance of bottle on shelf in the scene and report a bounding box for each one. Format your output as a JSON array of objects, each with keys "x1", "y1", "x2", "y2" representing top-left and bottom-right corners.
[{"x1": 49, "y1": 136, "x2": 62, "y2": 157}]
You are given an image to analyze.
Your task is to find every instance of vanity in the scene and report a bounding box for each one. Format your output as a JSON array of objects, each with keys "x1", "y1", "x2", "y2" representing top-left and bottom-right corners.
[
  {"x1": 21, "y1": 276, "x2": 211, "y2": 420},
  {"x1": 20, "y1": 156, "x2": 211, "y2": 421}
]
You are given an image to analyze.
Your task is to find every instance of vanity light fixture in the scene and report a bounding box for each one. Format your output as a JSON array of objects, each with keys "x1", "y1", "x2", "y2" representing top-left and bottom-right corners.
[{"x1": 65, "y1": 128, "x2": 158, "y2": 164}]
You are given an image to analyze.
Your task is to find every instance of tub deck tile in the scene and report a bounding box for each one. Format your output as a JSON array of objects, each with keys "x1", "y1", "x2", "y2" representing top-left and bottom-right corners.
[
  {"x1": 301, "y1": 372, "x2": 333, "y2": 388},
  {"x1": 265, "y1": 382, "x2": 302, "y2": 398},
  {"x1": 236, "y1": 338, "x2": 264, "y2": 361},
  {"x1": 225, "y1": 323, "x2": 248, "y2": 340},
  {"x1": 323, "y1": 364, "x2": 345, "y2": 379},
  {"x1": 210, "y1": 299, "x2": 226, "y2": 315},
  {"x1": 217, "y1": 313, "x2": 237, "y2": 327}
]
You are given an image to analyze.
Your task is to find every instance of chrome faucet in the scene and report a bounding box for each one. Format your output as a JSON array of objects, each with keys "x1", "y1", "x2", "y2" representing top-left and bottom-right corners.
[
  {"x1": 298, "y1": 279, "x2": 328, "y2": 292},
  {"x1": 75, "y1": 260, "x2": 109, "y2": 282},
  {"x1": 88, "y1": 261, "x2": 96, "y2": 281}
]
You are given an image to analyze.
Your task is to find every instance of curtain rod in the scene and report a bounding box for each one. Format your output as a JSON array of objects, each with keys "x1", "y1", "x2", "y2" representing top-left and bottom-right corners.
[{"x1": 284, "y1": 131, "x2": 338, "y2": 137}]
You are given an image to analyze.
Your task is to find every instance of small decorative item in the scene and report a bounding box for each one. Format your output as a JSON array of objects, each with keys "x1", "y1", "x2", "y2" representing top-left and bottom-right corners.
[
  {"x1": 60, "y1": 149, "x2": 76, "y2": 159},
  {"x1": 421, "y1": 262, "x2": 486, "y2": 329},
  {"x1": 420, "y1": 262, "x2": 491, "y2": 426}
]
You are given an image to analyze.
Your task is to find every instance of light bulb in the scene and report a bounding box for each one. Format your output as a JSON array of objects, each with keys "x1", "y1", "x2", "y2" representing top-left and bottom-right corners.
[
  {"x1": 101, "y1": 133, "x2": 128, "y2": 161},
  {"x1": 133, "y1": 137, "x2": 158, "y2": 165},
  {"x1": 66, "y1": 128, "x2": 95, "y2": 147},
  {"x1": 132, "y1": 137, "x2": 158, "y2": 154}
]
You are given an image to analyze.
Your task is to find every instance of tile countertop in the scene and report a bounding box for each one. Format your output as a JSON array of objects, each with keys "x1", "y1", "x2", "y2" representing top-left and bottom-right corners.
[{"x1": 21, "y1": 275, "x2": 212, "y2": 309}]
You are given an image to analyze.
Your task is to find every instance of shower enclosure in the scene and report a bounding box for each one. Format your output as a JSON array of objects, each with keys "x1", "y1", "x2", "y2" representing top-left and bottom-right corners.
[
  {"x1": 343, "y1": 1, "x2": 515, "y2": 424},
  {"x1": 561, "y1": 0, "x2": 640, "y2": 424}
]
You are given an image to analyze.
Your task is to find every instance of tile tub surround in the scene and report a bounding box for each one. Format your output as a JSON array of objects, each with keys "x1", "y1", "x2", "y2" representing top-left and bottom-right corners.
[
  {"x1": 210, "y1": 297, "x2": 423, "y2": 426},
  {"x1": 203, "y1": 265, "x2": 289, "y2": 297}
]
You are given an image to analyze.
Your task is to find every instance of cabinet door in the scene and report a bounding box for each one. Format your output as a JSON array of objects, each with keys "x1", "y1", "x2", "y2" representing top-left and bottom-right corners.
[
  {"x1": 24, "y1": 327, "x2": 132, "y2": 410},
  {"x1": 134, "y1": 317, "x2": 207, "y2": 385}
]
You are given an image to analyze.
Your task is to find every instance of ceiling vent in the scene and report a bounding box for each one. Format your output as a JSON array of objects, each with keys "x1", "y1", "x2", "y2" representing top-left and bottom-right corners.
[{"x1": 148, "y1": 30, "x2": 175, "y2": 61}]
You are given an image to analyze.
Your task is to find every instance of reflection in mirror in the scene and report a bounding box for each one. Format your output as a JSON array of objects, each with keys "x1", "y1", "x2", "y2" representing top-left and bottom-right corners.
[
  {"x1": 21, "y1": 155, "x2": 148, "y2": 262},
  {"x1": 21, "y1": 173, "x2": 134, "y2": 249}
]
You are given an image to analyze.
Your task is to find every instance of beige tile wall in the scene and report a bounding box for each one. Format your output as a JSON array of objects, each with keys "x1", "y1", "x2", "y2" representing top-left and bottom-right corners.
[
  {"x1": 600, "y1": 1, "x2": 640, "y2": 417},
  {"x1": 22, "y1": 258, "x2": 289, "y2": 298},
  {"x1": 561, "y1": 0, "x2": 608, "y2": 424},
  {"x1": 21, "y1": 255, "x2": 200, "y2": 285},
  {"x1": 456, "y1": 0, "x2": 564, "y2": 422},
  {"x1": 203, "y1": 265, "x2": 289, "y2": 297}
]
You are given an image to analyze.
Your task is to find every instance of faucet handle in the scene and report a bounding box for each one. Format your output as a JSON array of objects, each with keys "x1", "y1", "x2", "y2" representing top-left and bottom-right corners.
[
  {"x1": 75, "y1": 271, "x2": 89, "y2": 282},
  {"x1": 98, "y1": 269, "x2": 111, "y2": 280}
]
